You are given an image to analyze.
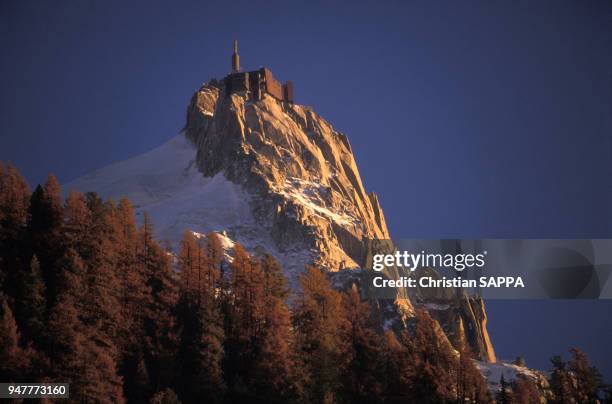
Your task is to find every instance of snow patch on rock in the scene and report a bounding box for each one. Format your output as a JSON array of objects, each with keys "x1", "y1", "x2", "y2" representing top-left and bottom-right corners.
[{"x1": 476, "y1": 360, "x2": 545, "y2": 393}]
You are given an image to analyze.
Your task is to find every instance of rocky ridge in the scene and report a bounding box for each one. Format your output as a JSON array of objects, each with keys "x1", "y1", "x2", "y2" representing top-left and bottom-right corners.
[
  {"x1": 184, "y1": 81, "x2": 496, "y2": 362},
  {"x1": 65, "y1": 79, "x2": 496, "y2": 363}
]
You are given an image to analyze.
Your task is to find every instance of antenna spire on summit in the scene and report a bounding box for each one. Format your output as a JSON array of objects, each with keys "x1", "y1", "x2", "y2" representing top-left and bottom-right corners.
[
  {"x1": 231, "y1": 39, "x2": 240, "y2": 73},
  {"x1": 224, "y1": 40, "x2": 293, "y2": 103}
]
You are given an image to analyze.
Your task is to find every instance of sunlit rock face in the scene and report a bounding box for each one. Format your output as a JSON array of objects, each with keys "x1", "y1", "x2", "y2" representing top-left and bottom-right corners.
[
  {"x1": 186, "y1": 82, "x2": 495, "y2": 362},
  {"x1": 188, "y1": 83, "x2": 388, "y2": 275},
  {"x1": 67, "y1": 80, "x2": 496, "y2": 363}
]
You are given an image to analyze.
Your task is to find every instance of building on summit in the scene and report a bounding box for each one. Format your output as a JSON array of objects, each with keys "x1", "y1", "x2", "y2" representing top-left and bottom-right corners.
[{"x1": 224, "y1": 40, "x2": 294, "y2": 104}]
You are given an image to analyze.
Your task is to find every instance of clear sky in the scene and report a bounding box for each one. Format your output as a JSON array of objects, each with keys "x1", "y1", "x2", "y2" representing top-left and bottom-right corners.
[{"x1": 2, "y1": 0, "x2": 612, "y2": 377}]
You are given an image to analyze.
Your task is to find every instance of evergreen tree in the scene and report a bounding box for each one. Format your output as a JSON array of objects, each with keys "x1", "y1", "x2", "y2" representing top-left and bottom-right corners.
[
  {"x1": 568, "y1": 347, "x2": 603, "y2": 403},
  {"x1": 511, "y1": 374, "x2": 540, "y2": 404},
  {"x1": 0, "y1": 163, "x2": 30, "y2": 309},
  {"x1": 380, "y1": 330, "x2": 418, "y2": 401},
  {"x1": 177, "y1": 231, "x2": 225, "y2": 403},
  {"x1": 112, "y1": 198, "x2": 149, "y2": 351},
  {"x1": 0, "y1": 296, "x2": 30, "y2": 381},
  {"x1": 46, "y1": 256, "x2": 126, "y2": 402},
  {"x1": 223, "y1": 244, "x2": 266, "y2": 399},
  {"x1": 0, "y1": 162, "x2": 30, "y2": 253},
  {"x1": 400, "y1": 310, "x2": 458, "y2": 403},
  {"x1": 76, "y1": 338, "x2": 125, "y2": 403},
  {"x1": 63, "y1": 191, "x2": 92, "y2": 252},
  {"x1": 139, "y1": 213, "x2": 179, "y2": 392},
  {"x1": 341, "y1": 287, "x2": 385, "y2": 403},
  {"x1": 28, "y1": 175, "x2": 64, "y2": 306},
  {"x1": 206, "y1": 232, "x2": 225, "y2": 283},
  {"x1": 293, "y1": 266, "x2": 349, "y2": 403},
  {"x1": 251, "y1": 259, "x2": 304, "y2": 404},
  {"x1": 496, "y1": 374, "x2": 512, "y2": 404},
  {"x1": 44, "y1": 292, "x2": 85, "y2": 389},
  {"x1": 76, "y1": 194, "x2": 123, "y2": 361},
  {"x1": 17, "y1": 255, "x2": 46, "y2": 344},
  {"x1": 252, "y1": 299, "x2": 302, "y2": 402},
  {"x1": 549, "y1": 355, "x2": 572, "y2": 404},
  {"x1": 456, "y1": 345, "x2": 491, "y2": 403},
  {"x1": 178, "y1": 230, "x2": 200, "y2": 299},
  {"x1": 513, "y1": 356, "x2": 526, "y2": 367},
  {"x1": 260, "y1": 253, "x2": 289, "y2": 301}
]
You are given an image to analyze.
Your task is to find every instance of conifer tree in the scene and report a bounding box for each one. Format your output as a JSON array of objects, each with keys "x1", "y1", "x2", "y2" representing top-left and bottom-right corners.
[
  {"x1": 0, "y1": 163, "x2": 30, "y2": 245},
  {"x1": 139, "y1": 213, "x2": 179, "y2": 392},
  {"x1": 568, "y1": 347, "x2": 603, "y2": 403},
  {"x1": 260, "y1": 253, "x2": 289, "y2": 301},
  {"x1": 28, "y1": 175, "x2": 64, "y2": 306},
  {"x1": 511, "y1": 374, "x2": 540, "y2": 404},
  {"x1": 177, "y1": 231, "x2": 225, "y2": 403},
  {"x1": 113, "y1": 198, "x2": 149, "y2": 352},
  {"x1": 87, "y1": 197, "x2": 123, "y2": 339},
  {"x1": 46, "y1": 292, "x2": 125, "y2": 403},
  {"x1": 456, "y1": 345, "x2": 491, "y2": 403},
  {"x1": 63, "y1": 191, "x2": 92, "y2": 252},
  {"x1": 380, "y1": 330, "x2": 418, "y2": 401},
  {"x1": 0, "y1": 163, "x2": 31, "y2": 306},
  {"x1": 178, "y1": 230, "x2": 200, "y2": 299},
  {"x1": 259, "y1": 253, "x2": 301, "y2": 400},
  {"x1": 496, "y1": 374, "x2": 512, "y2": 404},
  {"x1": 401, "y1": 310, "x2": 457, "y2": 403},
  {"x1": 73, "y1": 337, "x2": 125, "y2": 403},
  {"x1": 206, "y1": 232, "x2": 224, "y2": 281},
  {"x1": 223, "y1": 244, "x2": 266, "y2": 399},
  {"x1": 17, "y1": 255, "x2": 46, "y2": 343},
  {"x1": 231, "y1": 244, "x2": 266, "y2": 340},
  {"x1": 549, "y1": 355, "x2": 572, "y2": 403},
  {"x1": 293, "y1": 266, "x2": 349, "y2": 403},
  {"x1": 104, "y1": 198, "x2": 152, "y2": 400},
  {"x1": 341, "y1": 287, "x2": 385, "y2": 402},
  {"x1": 0, "y1": 296, "x2": 30, "y2": 381},
  {"x1": 44, "y1": 292, "x2": 85, "y2": 388},
  {"x1": 252, "y1": 281, "x2": 303, "y2": 402}
]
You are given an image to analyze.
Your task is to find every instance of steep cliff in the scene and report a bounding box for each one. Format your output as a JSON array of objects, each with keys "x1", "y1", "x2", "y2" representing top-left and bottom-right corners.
[
  {"x1": 66, "y1": 80, "x2": 496, "y2": 362},
  {"x1": 187, "y1": 81, "x2": 496, "y2": 362},
  {"x1": 187, "y1": 83, "x2": 388, "y2": 274}
]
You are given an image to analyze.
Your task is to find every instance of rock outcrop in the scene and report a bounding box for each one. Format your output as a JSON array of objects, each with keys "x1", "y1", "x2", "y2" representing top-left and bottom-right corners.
[
  {"x1": 66, "y1": 79, "x2": 496, "y2": 363},
  {"x1": 184, "y1": 81, "x2": 496, "y2": 362},
  {"x1": 186, "y1": 83, "x2": 388, "y2": 275}
]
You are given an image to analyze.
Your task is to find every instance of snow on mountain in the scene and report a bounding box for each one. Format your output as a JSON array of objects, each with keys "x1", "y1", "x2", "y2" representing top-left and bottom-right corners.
[
  {"x1": 63, "y1": 130, "x2": 319, "y2": 284},
  {"x1": 476, "y1": 360, "x2": 550, "y2": 396},
  {"x1": 64, "y1": 133, "x2": 255, "y2": 246}
]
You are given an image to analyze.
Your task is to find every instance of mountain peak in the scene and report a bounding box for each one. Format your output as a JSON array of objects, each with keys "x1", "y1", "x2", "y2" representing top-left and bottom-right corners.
[
  {"x1": 65, "y1": 76, "x2": 494, "y2": 364},
  {"x1": 186, "y1": 82, "x2": 389, "y2": 274}
]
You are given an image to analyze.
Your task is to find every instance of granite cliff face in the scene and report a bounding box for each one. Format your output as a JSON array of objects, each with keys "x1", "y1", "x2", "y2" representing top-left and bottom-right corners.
[
  {"x1": 184, "y1": 82, "x2": 496, "y2": 362},
  {"x1": 66, "y1": 80, "x2": 495, "y2": 363},
  {"x1": 186, "y1": 83, "x2": 388, "y2": 274}
]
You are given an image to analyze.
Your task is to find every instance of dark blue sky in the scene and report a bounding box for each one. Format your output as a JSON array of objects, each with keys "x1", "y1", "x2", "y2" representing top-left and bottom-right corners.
[{"x1": 2, "y1": 0, "x2": 612, "y2": 377}]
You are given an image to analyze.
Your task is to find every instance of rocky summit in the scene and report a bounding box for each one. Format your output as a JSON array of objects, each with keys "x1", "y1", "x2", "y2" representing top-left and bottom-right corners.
[{"x1": 66, "y1": 79, "x2": 496, "y2": 363}]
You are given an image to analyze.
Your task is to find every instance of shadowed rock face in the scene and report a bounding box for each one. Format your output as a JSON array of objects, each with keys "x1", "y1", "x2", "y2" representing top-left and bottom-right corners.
[
  {"x1": 185, "y1": 82, "x2": 496, "y2": 362},
  {"x1": 420, "y1": 295, "x2": 496, "y2": 363}
]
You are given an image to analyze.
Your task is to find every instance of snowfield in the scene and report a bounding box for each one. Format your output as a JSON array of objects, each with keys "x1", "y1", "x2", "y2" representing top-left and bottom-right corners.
[{"x1": 64, "y1": 133, "x2": 255, "y2": 245}]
